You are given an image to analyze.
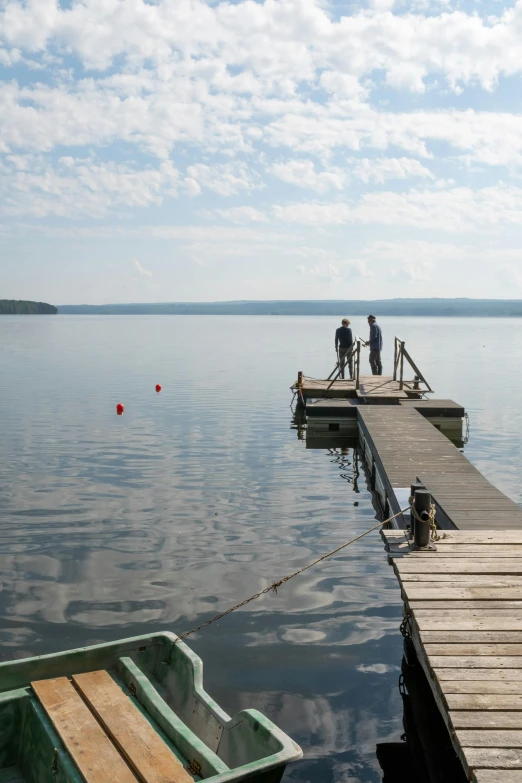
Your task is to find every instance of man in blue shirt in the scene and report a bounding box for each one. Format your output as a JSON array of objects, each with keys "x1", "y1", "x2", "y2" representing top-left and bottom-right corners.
[
  {"x1": 334, "y1": 318, "x2": 353, "y2": 379},
  {"x1": 365, "y1": 315, "x2": 383, "y2": 375}
]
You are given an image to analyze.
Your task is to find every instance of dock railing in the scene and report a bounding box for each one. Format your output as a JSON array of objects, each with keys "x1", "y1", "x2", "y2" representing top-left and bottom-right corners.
[
  {"x1": 393, "y1": 336, "x2": 433, "y2": 393},
  {"x1": 326, "y1": 337, "x2": 362, "y2": 391}
]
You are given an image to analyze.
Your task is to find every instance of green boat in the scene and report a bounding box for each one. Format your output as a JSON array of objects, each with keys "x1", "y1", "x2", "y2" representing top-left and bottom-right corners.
[{"x1": 0, "y1": 631, "x2": 302, "y2": 783}]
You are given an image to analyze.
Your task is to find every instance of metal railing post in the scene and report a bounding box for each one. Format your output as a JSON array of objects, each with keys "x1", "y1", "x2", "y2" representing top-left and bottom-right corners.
[
  {"x1": 399, "y1": 341, "x2": 405, "y2": 390},
  {"x1": 393, "y1": 338, "x2": 398, "y2": 381},
  {"x1": 355, "y1": 339, "x2": 361, "y2": 390}
]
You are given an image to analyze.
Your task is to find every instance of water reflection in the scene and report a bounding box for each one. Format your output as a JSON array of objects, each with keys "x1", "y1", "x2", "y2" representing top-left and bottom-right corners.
[
  {"x1": 4, "y1": 315, "x2": 515, "y2": 781},
  {"x1": 376, "y1": 658, "x2": 468, "y2": 783}
]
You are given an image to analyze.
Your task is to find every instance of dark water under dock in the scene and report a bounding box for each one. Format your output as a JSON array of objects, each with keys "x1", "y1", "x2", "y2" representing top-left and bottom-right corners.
[{"x1": 1, "y1": 315, "x2": 522, "y2": 782}]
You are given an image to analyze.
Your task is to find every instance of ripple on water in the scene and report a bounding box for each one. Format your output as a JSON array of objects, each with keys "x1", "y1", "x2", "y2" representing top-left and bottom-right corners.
[{"x1": 3, "y1": 315, "x2": 519, "y2": 781}]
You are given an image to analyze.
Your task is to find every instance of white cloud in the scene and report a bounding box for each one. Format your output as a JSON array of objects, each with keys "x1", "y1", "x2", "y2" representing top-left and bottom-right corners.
[
  {"x1": 353, "y1": 157, "x2": 434, "y2": 184},
  {"x1": 390, "y1": 260, "x2": 434, "y2": 282},
  {"x1": 0, "y1": 156, "x2": 180, "y2": 218},
  {"x1": 1, "y1": 1, "x2": 522, "y2": 170},
  {"x1": 273, "y1": 185, "x2": 522, "y2": 232},
  {"x1": 210, "y1": 206, "x2": 269, "y2": 223},
  {"x1": 3, "y1": 0, "x2": 522, "y2": 300},
  {"x1": 270, "y1": 160, "x2": 345, "y2": 192},
  {"x1": 296, "y1": 259, "x2": 373, "y2": 282},
  {"x1": 186, "y1": 163, "x2": 262, "y2": 196},
  {"x1": 3, "y1": 0, "x2": 522, "y2": 94},
  {"x1": 133, "y1": 259, "x2": 152, "y2": 278}
]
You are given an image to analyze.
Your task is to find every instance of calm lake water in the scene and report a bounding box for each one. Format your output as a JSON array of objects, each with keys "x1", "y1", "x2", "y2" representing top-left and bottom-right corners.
[{"x1": 1, "y1": 315, "x2": 522, "y2": 782}]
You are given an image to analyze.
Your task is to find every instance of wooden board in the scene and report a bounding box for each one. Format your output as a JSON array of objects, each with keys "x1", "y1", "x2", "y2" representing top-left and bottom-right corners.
[
  {"x1": 401, "y1": 552, "x2": 522, "y2": 558},
  {"x1": 447, "y1": 694, "x2": 522, "y2": 711},
  {"x1": 32, "y1": 677, "x2": 138, "y2": 783},
  {"x1": 462, "y1": 748, "x2": 522, "y2": 768},
  {"x1": 429, "y1": 656, "x2": 522, "y2": 669},
  {"x1": 435, "y1": 667, "x2": 522, "y2": 679},
  {"x1": 474, "y1": 771, "x2": 522, "y2": 783},
  {"x1": 458, "y1": 730, "x2": 522, "y2": 747},
  {"x1": 452, "y1": 713, "x2": 522, "y2": 730},
  {"x1": 410, "y1": 601, "x2": 522, "y2": 610},
  {"x1": 422, "y1": 631, "x2": 522, "y2": 643},
  {"x1": 73, "y1": 670, "x2": 193, "y2": 783},
  {"x1": 406, "y1": 587, "x2": 522, "y2": 600},
  {"x1": 401, "y1": 575, "x2": 522, "y2": 584},
  {"x1": 397, "y1": 561, "x2": 522, "y2": 574},
  {"x1": 442, "y1": 682, "x2": 522, "y2": 695},
  {"x1": 428, "y1": 647, "x2": 522, "y2": 658}
]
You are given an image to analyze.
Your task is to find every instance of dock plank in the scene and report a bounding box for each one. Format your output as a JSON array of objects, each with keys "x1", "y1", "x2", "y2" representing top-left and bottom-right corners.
[
  {"x1": 474, "y1": 772, "x2": 522, "y2": 783},
  {"x1": 447, "y1": 694, "x2": 522, "y2": 710},
  {"x1": 397, "y1": 560, "x2": 522, "y2": 573},
  {"x1": 463, "y1": 748, "x2": 522, "y2": 769},
  {"x1": 410, "y1": 601, "x2": 522, "y2": 609},
  {"x1": 405, "y1": 587, "x2": 522, "y2": 600},
  {"x1": 458, "y1": 730, "x2": 522, "y2": 747},
  {"x1": 429, "y1": 648, "x2": 522, "y2": 659},
  {"x1": 429, "y1": 656, "x2": 522, "y2": 669},
  {"x1": 442, "y1": 682, "x2": 522, "y2": 694},
  {"x1": 452, "y1": 713, "x2": 522, "y2": 730},
  {"x1": 422, "y1": 631, "x2": 522, "y2": 643},
  {"x1": 434, "y1": 666, "x2": 522, "y2": 677}
]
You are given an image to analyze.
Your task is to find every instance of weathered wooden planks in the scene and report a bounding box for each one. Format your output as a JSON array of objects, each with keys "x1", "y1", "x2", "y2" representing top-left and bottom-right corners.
[
  {"x1": 360, "y1": 405, "x2": 522, "y2": 529},
  {"x1": 382, "y1": 528, "x2": 522, "y2": 782},
  {"x1": 459, "y1": 730, "x2": 522, "y2": 747},
  {"x1": 474, "y1": 771, "x2": 522, "y2": 783},
  {"x1": 422, "y1": 631, "x2": 522, "y2": 643},
  {"x1": 452, "y1": 712, "x2": 522, "y2": 729},
  {"x1": 32, "y1": 677, "x2": 138, "y2": 783},
  {"x1": 428, "y1": 648, "x2": 522, "y2": 658},
  {"x1": 397, "y1": 560, "x2": 522, "y2": 574},
  {"x1": 73, "y1": 670, "x2": 193, "y2": 783}
]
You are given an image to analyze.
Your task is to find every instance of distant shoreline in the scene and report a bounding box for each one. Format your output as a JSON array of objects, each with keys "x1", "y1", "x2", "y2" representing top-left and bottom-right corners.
[
  {"x1": 57, "y1": 299, "x2": 522, "y2": 317},
  {"x1": 0, "y1": 300, "x2": 57, "y2": 315}
]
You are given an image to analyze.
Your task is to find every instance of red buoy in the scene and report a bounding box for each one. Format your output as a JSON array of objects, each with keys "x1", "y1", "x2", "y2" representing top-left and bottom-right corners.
[
  {"x1": 155, "y1": 384, "x2": 162, "y2": 393},
  {"x1": 116, "y1": 403, "x2": 124, "y2": 415}
]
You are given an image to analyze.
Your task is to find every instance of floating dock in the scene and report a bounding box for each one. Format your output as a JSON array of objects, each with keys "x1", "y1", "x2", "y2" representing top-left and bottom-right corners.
[{"x1": 293, "y1": 335, "x2": 522, "y2": 780}]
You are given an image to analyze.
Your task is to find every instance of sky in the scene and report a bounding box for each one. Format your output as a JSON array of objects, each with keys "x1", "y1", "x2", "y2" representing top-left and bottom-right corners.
[{"x1": 2, "y1": 0, "x2": 522, "y2": 304}]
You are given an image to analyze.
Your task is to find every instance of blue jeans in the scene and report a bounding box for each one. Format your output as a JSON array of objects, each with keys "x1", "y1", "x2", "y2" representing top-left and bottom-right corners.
[{"x1": 339, "y1": 348, "x2": 353, "y2": 379}]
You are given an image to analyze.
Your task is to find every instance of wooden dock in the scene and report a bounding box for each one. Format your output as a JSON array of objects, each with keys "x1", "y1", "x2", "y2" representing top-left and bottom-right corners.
[
  {"x1": 358, "y1": 405, "x2": 522, "y2": 530},
  {"x1": 293, "y1": 333, "x2": 522, "y2": 780},
  {"x1": 382, "y1": 528, "x2": 522, "y2": 783},
  {"x1": 295, "y1": 375, "x2": 420, "y2": 400}
]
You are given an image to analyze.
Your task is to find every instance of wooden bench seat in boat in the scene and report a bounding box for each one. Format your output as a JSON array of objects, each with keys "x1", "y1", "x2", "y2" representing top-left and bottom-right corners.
[{"x1": 32, "y1": 671, "x2": 194, "y2": 783}]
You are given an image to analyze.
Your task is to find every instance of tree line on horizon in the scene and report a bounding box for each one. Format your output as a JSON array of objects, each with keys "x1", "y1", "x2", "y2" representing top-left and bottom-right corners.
[
  {"x1": 0, "y1": 300, "x2": 57, "y2": 314},
  {"x1": 57, "y1": 299, "x2": 522, "y2": 317}
]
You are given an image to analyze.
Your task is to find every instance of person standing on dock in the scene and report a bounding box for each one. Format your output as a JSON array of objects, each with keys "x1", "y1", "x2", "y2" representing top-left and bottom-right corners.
[
  {"x1": 335, "y1": 318, "x2": 353, "y2": 379},
  {"x1": 365, "y1": 315, "x2": 383, "y2": 375}
]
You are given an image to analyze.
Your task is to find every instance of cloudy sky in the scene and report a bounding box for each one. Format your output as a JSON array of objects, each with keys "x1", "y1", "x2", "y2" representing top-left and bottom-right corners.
[{"x1": 1, "y1": 0, "x2": 522, "y2": 304}]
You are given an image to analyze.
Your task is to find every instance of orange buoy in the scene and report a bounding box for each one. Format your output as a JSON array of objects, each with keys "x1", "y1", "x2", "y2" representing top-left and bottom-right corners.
[
  {"x1": 116, "y1": 403, "x2": 124, "y2": 415},
  {"x1": 155, "y1": 384, "x2": 162, "y2": 393}
]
